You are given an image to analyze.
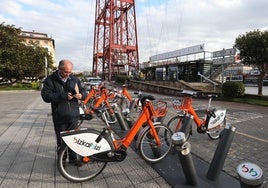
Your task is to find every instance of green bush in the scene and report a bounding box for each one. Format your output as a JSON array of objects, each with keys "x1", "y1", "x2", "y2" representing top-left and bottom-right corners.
[
  {"x1": 222, "y1": 81, "x2": 245, "y2": 98},
  {"x1": 115, "y1": 75, "x2": 128, "y2": 84},
  {"x1": 14, "y1": 83, "x2": 24, "y2": 88},
  {"x1": 30, "y1": 81, "x2": 40, "y2": 89},
  {"x1": 7, "y1": 82, "x2": 40, "y2": 90}
]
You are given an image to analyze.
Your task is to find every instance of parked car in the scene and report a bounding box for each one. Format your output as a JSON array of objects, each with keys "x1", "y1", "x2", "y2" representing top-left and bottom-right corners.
[{"x1": 82, "y1": 77, "x2": 102, "y2": 91}]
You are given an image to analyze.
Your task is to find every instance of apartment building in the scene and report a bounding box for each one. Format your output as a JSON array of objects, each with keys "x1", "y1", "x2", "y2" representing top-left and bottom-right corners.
[{"x1": 20, "y1": 30, "x2": 56, "y2": 67}]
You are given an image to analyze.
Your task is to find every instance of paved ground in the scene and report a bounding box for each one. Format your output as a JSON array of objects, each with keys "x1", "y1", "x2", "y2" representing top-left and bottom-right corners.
[
  {"x1": 0, "y1": 91, "x2": 169, "y2": 188},
  {"x1": 0, "y1": 90, "x2": 267, "y2": 188}
]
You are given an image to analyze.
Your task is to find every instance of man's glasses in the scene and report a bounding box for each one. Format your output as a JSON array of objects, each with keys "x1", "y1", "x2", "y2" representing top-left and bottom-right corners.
[{"x1": 63, "y1": 71, "x2": 72, "y2": 74}]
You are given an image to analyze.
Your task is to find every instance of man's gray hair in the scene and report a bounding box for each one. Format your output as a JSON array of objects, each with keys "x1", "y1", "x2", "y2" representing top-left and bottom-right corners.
[{"x1": 58, "y1": 59, "x2": 73, "y2": 69}]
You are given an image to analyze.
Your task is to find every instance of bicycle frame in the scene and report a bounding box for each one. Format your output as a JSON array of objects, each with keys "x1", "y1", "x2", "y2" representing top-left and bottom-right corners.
[
  {"x1": 179, "y1": 95, "x2": 204, "y2": 128},
  {"x1": 83, "y1": 85, "x2": 99, "y2": 106},
  {"x1": 61, "y1": 99, "x2": 162, "y2": 158},
  {"x1": 121, "y1": 85, "x2": 132, "y2": 102},
  {"x1": 93, "y1": 88, "x2": 114, "y2": 108},
  {"x1": 118, "y1": 100, "x2": 161, "y2": 148},
  {"x1": 173, "y1": 91, "x2": 226, "y2": 132},
  {"x1": 82, "y1": 87, "x2": 115, "y2": 116}
]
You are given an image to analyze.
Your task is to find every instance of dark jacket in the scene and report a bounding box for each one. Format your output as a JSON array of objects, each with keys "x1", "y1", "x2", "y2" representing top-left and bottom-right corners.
[{"x1": 41, "y1": 70, "x2": 86, "y2": 123}]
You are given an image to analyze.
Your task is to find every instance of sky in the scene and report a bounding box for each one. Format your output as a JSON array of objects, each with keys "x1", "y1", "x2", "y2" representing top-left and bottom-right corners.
[{"x1": 1, "y1": 0, "x2": 268, "y2": 72}]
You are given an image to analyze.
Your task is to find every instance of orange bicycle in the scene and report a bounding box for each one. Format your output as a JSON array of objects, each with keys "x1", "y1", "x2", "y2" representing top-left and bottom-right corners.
[
  {"x1": 167, "y1": 90, "x2": 226, "y2": 140},
  {"x1": 79, "y1": 86, "x2": 118, "y2": 125},
  {"x1": 116, "y1": 84, "x2": 136, "y2": 112},
  {"x1": 57, "y1": 94, "x2": 172, "y2": 182},
  {"x1": 82, "y1": 85, "x2": 100, "y2": 107}
]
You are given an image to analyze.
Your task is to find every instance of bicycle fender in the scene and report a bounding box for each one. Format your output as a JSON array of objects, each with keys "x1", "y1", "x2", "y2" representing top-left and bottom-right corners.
[
  {"x1": 135, "y1": 122, "x2": 162, "y2": 149},
  {"x1": 60, "y1": 128, "x2": 112, "y2": 157}
]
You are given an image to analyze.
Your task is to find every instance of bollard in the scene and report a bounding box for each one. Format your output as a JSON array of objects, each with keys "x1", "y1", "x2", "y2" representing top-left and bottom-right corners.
[
  {"x1": 206, "y1": 124, "x2": 236, "y2": 181},
  {"x1": 114, "y1": 105, "x2": 129, "y2": 131},
  {"x1": 237, "y1": 162, "x2": 264, "y2": 188},
  {"x1": 172, "y1": 115, "x2": 198, "y2": 186},
  {"x1": 129, "y1": 99, "x2": 136, "y2": 112}
]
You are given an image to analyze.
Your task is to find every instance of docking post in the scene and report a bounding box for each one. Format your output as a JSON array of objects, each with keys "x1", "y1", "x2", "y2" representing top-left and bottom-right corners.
[
  {"x1": 114, "y1": 104, "x2": 129, "y2": 131},
  {"x1": 207, "y1": 124, "x2": 236, "y2": 181},
  {"x1": 172, "y1": 115, "x2": 198, "y2": 186}
]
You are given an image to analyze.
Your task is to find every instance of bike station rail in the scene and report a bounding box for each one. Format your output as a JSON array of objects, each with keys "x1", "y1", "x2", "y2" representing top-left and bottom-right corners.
[{"x1": 0, "y1": 90, "x2": 268, "y2": 188}]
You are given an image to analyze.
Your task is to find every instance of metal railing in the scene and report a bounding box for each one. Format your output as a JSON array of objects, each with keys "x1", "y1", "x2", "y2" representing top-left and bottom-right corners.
[{"x1": 197, "y1": 72, "x2": 218, "y2": 92}]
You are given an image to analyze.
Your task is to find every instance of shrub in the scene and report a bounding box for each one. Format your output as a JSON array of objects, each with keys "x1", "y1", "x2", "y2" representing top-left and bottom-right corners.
[
  {"x1": 222, "y1": 81, "x2": 245, "y2": 98},
  {"x1": 30, "y1": 81, "x2": 40, "y2": 89},
  {"x1": 14, "y1": 83, "x2": 24, "y2": 88},
  {"x1": 115, "y1": 75, "x2": 128, "y2": 84}
]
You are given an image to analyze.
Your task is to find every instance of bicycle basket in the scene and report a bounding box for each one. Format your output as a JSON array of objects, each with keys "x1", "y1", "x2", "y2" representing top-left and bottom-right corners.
[
  {"x1": 153, "y1": 101, "x2": 168, "y2": 117},
  {"x1": 172, "y1": 97, "x2": 192, "y2": 111}
]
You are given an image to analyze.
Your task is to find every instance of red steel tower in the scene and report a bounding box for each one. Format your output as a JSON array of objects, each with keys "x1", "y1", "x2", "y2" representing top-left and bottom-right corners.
[{"x1": 92, "y1": 0, "x2": 139, "y2": 81}]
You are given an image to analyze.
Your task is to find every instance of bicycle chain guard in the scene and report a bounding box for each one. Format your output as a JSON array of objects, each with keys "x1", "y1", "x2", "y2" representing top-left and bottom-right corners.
[{"x1": 92, "y1": 149, "x2": 127, "y2": 162}]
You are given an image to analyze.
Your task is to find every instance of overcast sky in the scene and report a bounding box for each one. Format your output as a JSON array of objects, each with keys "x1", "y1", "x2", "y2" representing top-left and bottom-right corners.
[{"x1": 1, "y1": 0, "x2": 267, "y2": 72}]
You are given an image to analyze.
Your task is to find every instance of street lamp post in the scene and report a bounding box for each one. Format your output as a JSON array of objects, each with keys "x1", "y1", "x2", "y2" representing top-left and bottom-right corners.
[{"x1": 44, "y1": 56, "x2": 48, "y2": 78}]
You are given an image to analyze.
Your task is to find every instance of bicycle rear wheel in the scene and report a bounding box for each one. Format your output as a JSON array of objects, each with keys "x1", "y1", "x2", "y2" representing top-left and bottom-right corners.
[
  {"x1": 139, "y1": 124, "x2": 172, "y2": 163},
  {"x1": 207, "y1": 118, "x2": 226, "y2": 140},
  {"x1": 57, "y1": 144, "x2": 107, "y2": 183}
]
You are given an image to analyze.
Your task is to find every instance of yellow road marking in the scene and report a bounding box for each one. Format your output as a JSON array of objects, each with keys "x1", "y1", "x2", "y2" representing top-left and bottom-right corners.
[{"x1": 236, "y1": 131, "x2": 268, "y2": 144}]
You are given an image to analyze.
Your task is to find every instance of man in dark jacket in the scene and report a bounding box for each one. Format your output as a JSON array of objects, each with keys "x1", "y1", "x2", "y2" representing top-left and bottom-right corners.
[{"x1": 41, "y1": 59, "x2": 86, "y2": 163}]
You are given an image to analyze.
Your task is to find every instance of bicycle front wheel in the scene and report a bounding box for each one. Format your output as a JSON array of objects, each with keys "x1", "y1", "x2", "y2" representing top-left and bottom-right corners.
[
  {"x1": 207, "y1": 118, "x2": 226, "y2": 140},
  {"x1": 139, "y1": 124, "x2": 172, "y2": 163},
  {"x1": 166, "y1": 115, "x2": 184, "y2": 133},
  {"x1": 101, "y1": 109, "x2": 117, "y2": 124},
  {"x1": 57, "y1": 144, "x2": 107, "y2": 183}
]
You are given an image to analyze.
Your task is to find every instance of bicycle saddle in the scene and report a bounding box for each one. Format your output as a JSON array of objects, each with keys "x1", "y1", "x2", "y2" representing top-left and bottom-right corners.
[{"x1": 140, "y1": 94, "x2": 155, "y2": 105}]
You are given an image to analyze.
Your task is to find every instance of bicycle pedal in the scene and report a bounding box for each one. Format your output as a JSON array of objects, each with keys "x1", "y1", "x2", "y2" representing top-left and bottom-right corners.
[
  {"x1": 197, "y1": 126, "x2": 206, "y2": 133},
  {"x1": 82, "y1": 157, "x2": 90, "y2": 163}
]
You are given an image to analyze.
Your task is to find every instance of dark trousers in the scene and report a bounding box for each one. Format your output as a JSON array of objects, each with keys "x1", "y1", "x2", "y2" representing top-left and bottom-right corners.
[{"x1": 53, "y1": 119, "x2": 79, "y2": 160}]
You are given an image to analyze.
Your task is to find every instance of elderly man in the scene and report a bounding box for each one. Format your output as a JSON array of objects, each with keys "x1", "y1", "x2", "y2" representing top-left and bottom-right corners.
[{"x1": 41, "y1": 59, "x2": 86, "y2": 163}]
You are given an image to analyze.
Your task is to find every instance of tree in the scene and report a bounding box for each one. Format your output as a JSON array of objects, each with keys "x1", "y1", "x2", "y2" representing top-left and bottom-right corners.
[
  {"x1": 20, "y1": 43, "x2": 53, "y2": 80},
  {"x1": 0, "y1": 22, "x2": 53, "y2": 84},
  {"x1": 0, "y1": 23, "x2": 23, "y2": 83},
  {"x1": 234, "y1": 30, "x2": 268, "y2": 95}
]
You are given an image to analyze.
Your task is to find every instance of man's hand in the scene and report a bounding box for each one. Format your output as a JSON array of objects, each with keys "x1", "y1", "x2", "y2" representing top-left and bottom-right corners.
[
  {"x1": 67, "y1": 93, "x2": 82, "y2": 100},
  {"x1": 67, "y1": 93, "x2": 74, "y2": 100},
  {"x1": 73, "y1": 93, "x2": 82, "y2": 100}
]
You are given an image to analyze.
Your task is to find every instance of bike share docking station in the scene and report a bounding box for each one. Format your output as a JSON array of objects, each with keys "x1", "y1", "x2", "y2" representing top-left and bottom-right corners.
[{"x1": 170, "y1": 114, "x2": 240, "y2": 187}]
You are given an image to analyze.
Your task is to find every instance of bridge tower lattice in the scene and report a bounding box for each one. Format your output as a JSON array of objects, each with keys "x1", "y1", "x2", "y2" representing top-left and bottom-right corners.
[{"x1": 92, "y1": 0, "x2": 139, "y2": 81}]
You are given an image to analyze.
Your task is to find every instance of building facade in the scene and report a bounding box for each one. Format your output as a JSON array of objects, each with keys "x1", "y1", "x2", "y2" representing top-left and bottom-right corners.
[
  {"x1": 20, "y1": 30, "x2": 56, "y2": 67},
  {"x1": 140, "y1": 44, "x2": 213, "y2": 82}
]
